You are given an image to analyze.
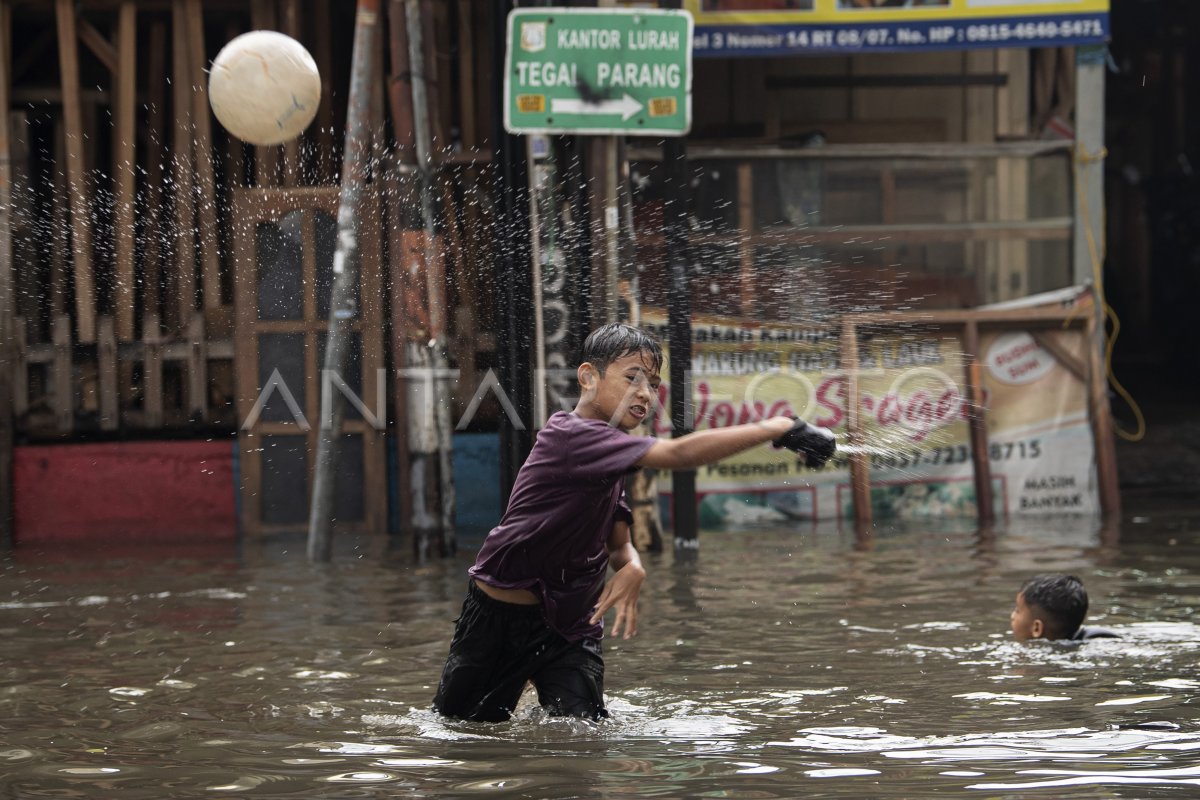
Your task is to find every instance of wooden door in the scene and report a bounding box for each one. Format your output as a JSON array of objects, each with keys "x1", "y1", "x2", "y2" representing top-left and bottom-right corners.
[{"x1": 232, "y1": 187, "x2": 386, "y2": 537}]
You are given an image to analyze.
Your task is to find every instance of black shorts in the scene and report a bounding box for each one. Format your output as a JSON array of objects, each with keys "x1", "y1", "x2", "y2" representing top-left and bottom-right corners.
[{"x1": 432, "y1": 581, "x2": 607, "y2": 722}]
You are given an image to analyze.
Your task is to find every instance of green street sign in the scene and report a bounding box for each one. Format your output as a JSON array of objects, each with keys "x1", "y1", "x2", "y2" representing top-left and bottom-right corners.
[{"x1": 504, "y1": 8, "x2": 693, "y2": 137}]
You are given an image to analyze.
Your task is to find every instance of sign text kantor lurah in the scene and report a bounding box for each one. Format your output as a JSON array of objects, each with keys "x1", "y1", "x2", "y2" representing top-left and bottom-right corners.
[{"x1": 504, "y1": 8, "x2": 694, "y2": 136}]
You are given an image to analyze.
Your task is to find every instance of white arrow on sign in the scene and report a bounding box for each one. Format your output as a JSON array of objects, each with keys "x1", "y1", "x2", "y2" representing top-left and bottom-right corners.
[{"x1": 550, "y1": 93, "x2": 643, "y2": 121}]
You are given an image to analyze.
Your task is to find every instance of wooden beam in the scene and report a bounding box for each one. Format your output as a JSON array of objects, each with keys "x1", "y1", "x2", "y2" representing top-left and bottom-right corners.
[
  {"x1": 113, "y1": 1, "x2": 137, "y2": 341},
  {"x1": 187, "y1": 310, "x2": 208, "y2": 421},
  {"x1": 627, "y1": 140, "x2": 1074, "y2": 162},
  {"x1": 636, "y1": 218, "x2": 1074, "y2": 248},
  {"x1": 97, "y1": 316, "x2": 119, "y2": 430},
  {"x1": 1085, "y1": 304, "x2": 1122, "y2": 519},
  {"x1": 250, "y1": 0, "x2": 279, "y2": 186},
  {"x1": 12, "y1": 318, "x2": 27, "y2": 418},
  {"x1": 0, "y1": 0, "x2": 14, "y2": 544},
  {"x1": 55, "y1": 0, "x2": 97, "y2": 343},
  {"x1": 281, "y1": 0, "x2": 303, "y2": 186},
  {"x1": 962, "y1": 321, "x2": 994, "y2": 523},
  {"x1": 841, "y1": 318, "x2": 871, "y2": 527},
  {"x1": 52, "y1": 314, "x2": 73, "y2": 431},
  {"x1": 185, "y1": 0, "x2": 223, "y2": 309},
  {"x1": 142, "y1": 313, "x2": 163, "y2": 427},
  {"x1": 455, "y1": 0, "x2": 477, "y2": 149},
  {"x1": 313, "y1": 0, "x2": 335, "y2": 183},
  {"x1": 736, "y1": 161, "x2": 754, "y2": 316},
  {"x1": 171, "y1": 0, "x2": 196, "y2": 330},
  {"x1": 77, "y1": 17, "x2": 118, "y2": 73},
  {"x1": 143, "y1": 18, "x2": 168, "y2": 321},
  {"x1": 1030, "y1": 330, "x2": 1087, "y2": 384}
]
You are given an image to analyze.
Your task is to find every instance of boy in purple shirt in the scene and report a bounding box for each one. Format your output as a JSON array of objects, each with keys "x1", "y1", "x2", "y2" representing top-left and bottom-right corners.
[{"x1": 433, "y1": 323, "x2": 836, "y2": 722}]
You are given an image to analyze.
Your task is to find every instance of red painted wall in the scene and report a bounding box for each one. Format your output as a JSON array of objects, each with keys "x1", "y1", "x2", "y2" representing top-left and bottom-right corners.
[{"x1": 13, "y1": 440, "x2": 237, "y2": 543}]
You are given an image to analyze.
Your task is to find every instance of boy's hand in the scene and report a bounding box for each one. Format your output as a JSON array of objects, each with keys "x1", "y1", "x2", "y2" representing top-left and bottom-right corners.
[
  {"x1": 589, "y1": 562, "x2": 646, "y2": 639},
  {"x1": 772, "y1": 417, "x2": 837, "y2": 469}
]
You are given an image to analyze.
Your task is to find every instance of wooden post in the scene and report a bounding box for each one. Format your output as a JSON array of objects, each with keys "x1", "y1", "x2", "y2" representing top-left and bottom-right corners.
[
  {"x1": 1085, "y1": 304, "x2": 1122, "y2": 518},
  {"x1": 314, "y1": 0, "x2": 336, "y2": 183},
  {"x1": 0, "y1": 0, "x2": 14, "y2": 544},
  {"x1": 962, "y1": 320, "x2": 994, "y2": 522},
  {"x1": 737, "y1": 160, "x2": 754, "y2": 316},
  {"x1": 50, "y1": 121, "x2": 68, "y2": 319},
  {"x1": 98, "y1": 316, "x2": 119, "y2": 430},
  {"x1": 52, "y1": 315, "x2": 73, "y2": 432},
  {"x1": 250, "y1": 0, "x2": 280, "y2": 186},
  {"x1": 171, "y1": 0, "x2": 197, "y2": 330},
  {"x1": 280, "y1": 0, "x2": 302, "y2": 185},
  {"x1": 12, "y1": 318, "x2": 27, "y2": 418},
  {"x1": 1074, "y1": 50, "x2": 1119, "y2": 518},
  {"x1": 185, "y1": 0, "x2": 223, "y2": 309},
  {"x1": 841, "y1": 318, "x2": 871, "y2": 526},
  {"x1": 143, "y1": 19, "x2": 168, "y2": 321},
  {"x1": 113, "y1": 2, "x2": 137, "y2": 341},
  {"x1": 142, "y1": 313, "x2": 164, "y2": 428},
  {"x1": 55, "y1": 0, "x2": 97, "y2": 343},
  {"x1": 187, "y1": 311, "x2": 208, "y2": 421},
  {"x1": 455, "y1": 0, "x2": 478, "y2": 149}
]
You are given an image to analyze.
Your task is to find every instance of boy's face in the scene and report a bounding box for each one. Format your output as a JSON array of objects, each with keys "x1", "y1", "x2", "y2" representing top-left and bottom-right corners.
[
  {"x1": 1010, "y1": 591, "x2": 1045, "y2": 641},
  {"x1": 576, "y1": 350, "x2": 661, "y2": 431}
]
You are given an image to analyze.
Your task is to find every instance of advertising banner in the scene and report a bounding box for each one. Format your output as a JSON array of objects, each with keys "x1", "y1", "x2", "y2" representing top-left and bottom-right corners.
[
  {"x1": 639, "y1": 310, "x2": 1099, "y2": 523},
  {"x1": 686, "y1": 0, "x2": 1109, "y2": 56}
]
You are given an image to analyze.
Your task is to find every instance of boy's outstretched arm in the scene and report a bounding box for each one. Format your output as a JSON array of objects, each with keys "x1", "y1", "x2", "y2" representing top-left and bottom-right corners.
[
  {"x1": 637, "y1": 416, "x2": 796, "y2": 470},
  {"x1": 590, "y1": 521, "x2": 645, "y2": 639}
]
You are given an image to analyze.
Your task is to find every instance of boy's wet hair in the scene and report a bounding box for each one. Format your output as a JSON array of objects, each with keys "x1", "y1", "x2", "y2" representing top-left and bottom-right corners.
[
  {"x1": 581, "y1": 323, "x2": 663, "y2": 376},
  {"x1": 1020, "y1": 573, "x2": 1088, "y2": 639}
]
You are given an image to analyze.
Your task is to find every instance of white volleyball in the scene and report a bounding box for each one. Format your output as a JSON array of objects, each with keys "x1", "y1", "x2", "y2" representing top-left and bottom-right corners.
[{"x1": 208, "y1": 30, "x2": 321, "y2": 146}]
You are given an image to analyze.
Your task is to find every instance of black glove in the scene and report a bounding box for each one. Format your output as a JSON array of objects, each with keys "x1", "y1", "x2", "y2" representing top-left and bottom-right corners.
[{"x1": 772, "y1": 417, "x2": 837, "y2": 470}]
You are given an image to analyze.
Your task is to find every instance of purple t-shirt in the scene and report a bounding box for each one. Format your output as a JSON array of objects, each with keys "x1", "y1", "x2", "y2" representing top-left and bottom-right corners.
[{"x1": 469, "y1": 411, "x2": 655, "y2": 641}]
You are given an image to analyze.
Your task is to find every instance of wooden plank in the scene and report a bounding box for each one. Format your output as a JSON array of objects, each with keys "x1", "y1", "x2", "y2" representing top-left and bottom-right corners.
[
  {"x1": 280, "y1": 0, "x2": 302, "y2": 185},
  {"x1": 77, "y1": 17, "x2": 118, "y2": 73},
  {"x1": 230, "y1": 188, "x2": 261, "y2": 534},
  {"x1": 626, "y1": 140, "x2": 1073, "y2": 162},
  {"x1": 171, "y1": 0, "x2": 196, "y2": 330},
  {"x1": 844, "y1": 305, "x2": 1087, "y2": 328},
  {"x1": 98, "y1": 316, "x2": 119, "y2": 430},
  {"x1": 737, "y1": 161, "x2": 754, "y2": 316},
  {"x1": 840, "y1": 319, "x2": 871, "y2": 526},
  {"x1": 142, "y1": 313, "x2": 163, "y2": 427},
  {"x1": 0, "y1": 1, "x2": 13, "y2": 543},
  {"x1": 52, "y1": 314, "x2": 73, "y2": 431},
  {"x1": 962, "y1": 321, "x2": 994, "y2": 523},
  {"x1": 313, "y1": 0, "x2": 335, "y2": 183},
  {"x1": 113, "y1": 2, "x2": 137, "y2": 341},
  {"x1": 1030, "y1": 330, "x2": 1087, "y2": 384},
  {"x1": 12, "y1": 318, "x2": 27, "y2": 417},
  {"x1": 635, "y1": 218, "x2": 1074, "y2": 248},
  {"x1": 249, "y1": 0, "x2": 278, "y2": 186},
  {"x1": 185, "y1": 0, "x2": 223, "y2": 309},
  {"x1": 1085, "y1": 306, "x2": 1122, "y2": 518},
  {"x1": 385, "y1": 176, "x2": 413, "y2": 537},
  {"x1": 222, "y1": 18, "x2": 247, "y2": 192},
  {"x1": 455, "y1": 0, "x2": 477, "y2": 148},
  {"x1": 8, "y1": 110, "x2": 37, "y2": 327},
  {"x1": 143, "y1": 19, "x2": 168, "y2": 321},
  {"x1": 359, "y1": 192, "x2": 387, "y2": 535},
  {"x1": 187, "y1": 310, "x2": 208, "y2": 421},
  {"x1": 302, "y1": 209, "x2": 318, "y2": 435},
  {"x1": 55, "y1": 0, "x2": 97, "y2": 343}
]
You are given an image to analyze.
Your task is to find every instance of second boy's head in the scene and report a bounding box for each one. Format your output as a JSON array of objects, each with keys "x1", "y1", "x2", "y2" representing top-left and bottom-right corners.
[
  {"x1": 576, "y1": 323, "x2": 663, "y2": 431},
  {"x1": 1010, "y1": 573, "x2": 1088, "y2": 641}
]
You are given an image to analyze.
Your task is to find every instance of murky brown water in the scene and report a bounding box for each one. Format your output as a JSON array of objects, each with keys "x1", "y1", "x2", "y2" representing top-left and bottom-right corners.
[{"x1": 3, "y1": 501, "x2": 1199, "y2": 798}]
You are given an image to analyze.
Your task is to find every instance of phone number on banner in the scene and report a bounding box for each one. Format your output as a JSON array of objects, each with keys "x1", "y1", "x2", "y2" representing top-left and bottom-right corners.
[{"x1": 693, "y1": 15, "x2": 1108, "y2": 56}]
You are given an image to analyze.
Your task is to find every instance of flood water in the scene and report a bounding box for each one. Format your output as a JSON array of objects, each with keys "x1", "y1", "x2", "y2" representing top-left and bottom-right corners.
[{"x1": 3, "y1": 500, "x2": 1199, "y2": 798}]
